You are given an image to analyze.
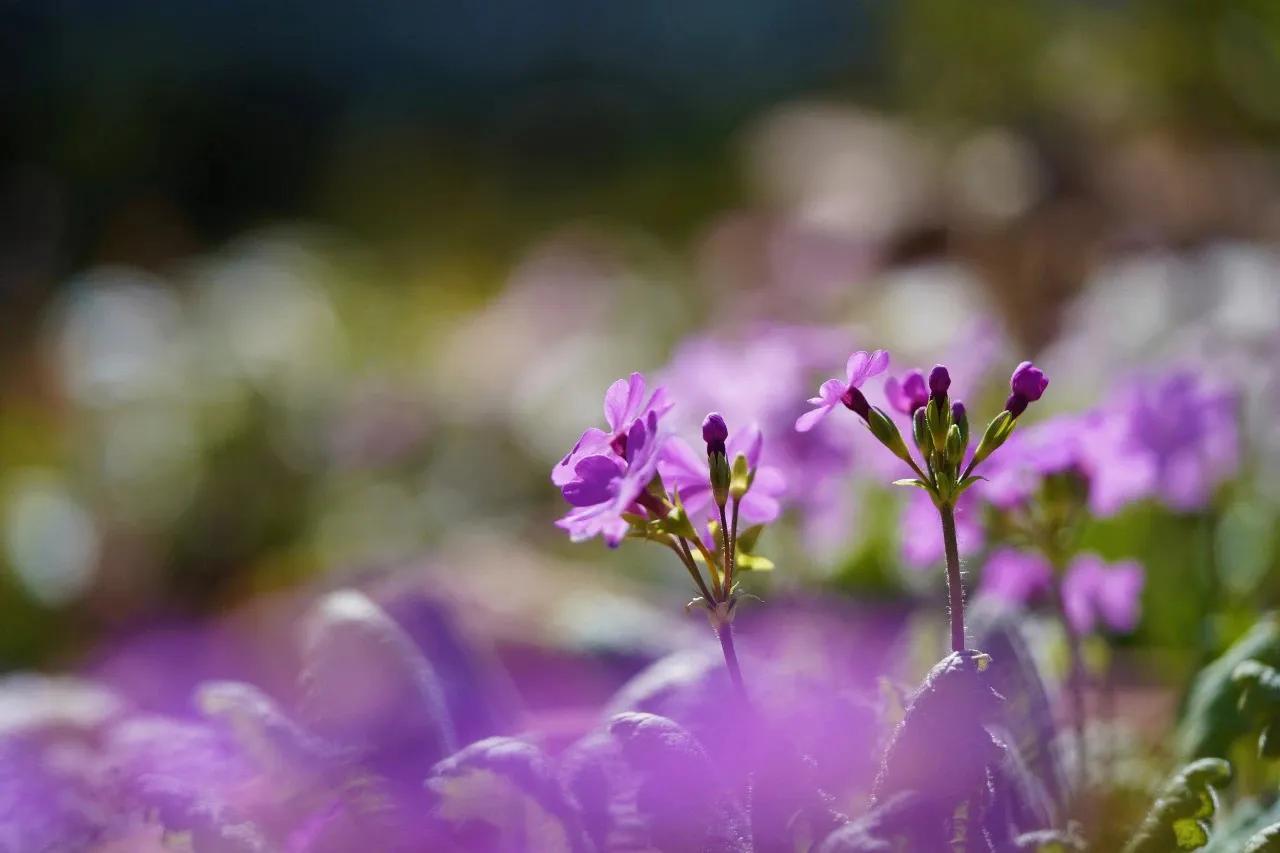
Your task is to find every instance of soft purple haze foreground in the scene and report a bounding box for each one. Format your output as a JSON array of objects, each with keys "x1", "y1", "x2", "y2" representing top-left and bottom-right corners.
[{"x1": 0, "y1": 580, "x2": 907, "y2": 851}]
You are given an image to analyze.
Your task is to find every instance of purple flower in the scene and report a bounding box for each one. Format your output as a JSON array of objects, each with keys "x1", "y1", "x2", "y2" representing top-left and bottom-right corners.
[
  {"x1": 552, "y1": 373, "x2": 672, "y2": 487},
  {"x1": 976, "y1": 414, "x2": 1085, "y2": 509},
  {"x1": 660, "y1": 327, "x2": 855, "y2": 554},
  {"x1": 1121, "y1": 370, "x2": 1239, "y2": 512},
  {"x1": 1005, "y1": 361, "x2": 1049, "y2": 418},
  {"x1": 556, "y1": 412, "x2": 667, "y2": 547},
  {"x1": 1061, "y1": 554, "x2": 1145, "y2": 635},
  {"x1": 979, "y1": 548, "x2": 1053, "y2": 607},
  {"x1": 701, "y1": 412, "x2": 728, "y2": 455},
  {"x1": 659, "y1": 425, "x2": 786, "y2": 526},
  {"x1": 795, "y1": 349, "x2": 889, "y2": 433},
  {"x1": 884, "y1": 369, "x2": 928, "y2": 415},
  {"x1": 900, "y1": 488, "x2": 984, "y2": 569}
]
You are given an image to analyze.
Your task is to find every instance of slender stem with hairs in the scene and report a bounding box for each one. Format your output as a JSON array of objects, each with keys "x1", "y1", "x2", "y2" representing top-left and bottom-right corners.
[
  {"x1": 938, "y1": 502, "x2": 966, "y2": 653},
  {"x1": 716, "y1": 618, "x2": 749, "y2": 705}
]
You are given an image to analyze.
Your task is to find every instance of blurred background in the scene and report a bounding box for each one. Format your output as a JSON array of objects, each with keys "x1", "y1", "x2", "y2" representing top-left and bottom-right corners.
[{"x1": 2, "y1": 0, "x2": 1279, "y2": 714}]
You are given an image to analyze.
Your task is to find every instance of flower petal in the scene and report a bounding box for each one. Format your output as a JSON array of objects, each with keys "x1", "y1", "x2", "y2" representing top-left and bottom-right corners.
[
  {"x1": 795, "y1": 403, "x2": 834, "y2": 433},
  {"x1": 844, "y1": 351, "x2": 869, "y2": 385},
  {"x1": 552, "y1": 428, "x2": 609, "y2": 486},
  {"x1": 604, "y1": 373, "x2": 645, "y2": 430}
]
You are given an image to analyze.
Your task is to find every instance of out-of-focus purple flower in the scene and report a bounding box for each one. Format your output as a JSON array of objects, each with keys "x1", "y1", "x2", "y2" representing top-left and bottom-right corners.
[
  {"x1": 701, "y1": 412, "x2": 728, "y2": 455},
  {"x1": 978, "y1": 548, "x2": 1053, "y2": 607},
  {"x1": 884, "y1": 369, "x2": 929, "y2": 415},
  {"x1": 928, "y1": 364, "x2": 950, "y2": 400},
  {"x1": 900, "y1": 489, "x2": 984, "y2": 569},
  {"x1": 795, "y1": 349, "x2": 889, "y2": 433},
  {"x1": 1061, "y1": 554, "x2": 1144, "y2": 635},
  {"x1": 661, "y1": 328, "x2": 856, "y2": 552},
  {"x1": 557, "y1": 412, "x2": 667, "y2": 547},
  {"x1": 1121, "y1": 370, "x2": 1239, "y2": 512},
  {"x1": 552, "y1": 373, "x2": 672, "y2": 487},
  {"x1": 976, "y1": 414, "x2": 1085, "y2": 510},
  {"x1": 1005, "y1": 361, "x2": 1049, "y2": 418},
  {"x1": 660, "y1": 425, "x2": 786, "y2": 526}
]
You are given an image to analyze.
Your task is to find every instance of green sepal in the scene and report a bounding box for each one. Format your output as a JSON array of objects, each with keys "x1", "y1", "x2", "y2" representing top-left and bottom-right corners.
[
  {"x1": 892, "y1": 478, "x2": 932, "y2": 491},
  {"x1": 729, "y1": 453, "x2": 753, "y2": 499}
]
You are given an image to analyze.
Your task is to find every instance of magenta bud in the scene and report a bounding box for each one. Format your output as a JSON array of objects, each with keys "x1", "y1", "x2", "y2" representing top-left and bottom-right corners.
[
  {"x1": 1010, "y1": 361, "x2": 1048, "y2": 402},
  {"x1": 929, "y1": 364, "x2": 951, "y2": 399},
  {"x1": 841, "y1": 386, "x2": 871, "y2": 419},
  {"x1": 701, "y1": 412, "x2": 728, "y2": 455}
]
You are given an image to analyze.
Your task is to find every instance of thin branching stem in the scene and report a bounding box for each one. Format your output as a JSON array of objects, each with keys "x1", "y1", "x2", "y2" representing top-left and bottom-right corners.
[{"x1": 668, "y1": 538, "x2": 714, "y2": 603}]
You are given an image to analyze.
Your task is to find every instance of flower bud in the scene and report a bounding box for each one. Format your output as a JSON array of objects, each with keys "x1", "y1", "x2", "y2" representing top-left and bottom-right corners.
[
  {"x1": 928, "y1": 364, "x2": 951, "y2": 401},
  {"x1": 840, "y1": 386, "x2": 871, "y2": 419},
  {"x1": 946, "y1": 423, "x2": 964, "y2": 467},
  {"x1": 971, "y1": 410, "x2": 1015, "y2": 468},
  {"x1": 1004, "y1": 392, "x2": 1029, "y2": 418},
  {"x1": 729, "y1": 453, "x2": 753, "y2": 500},
  {"x1": 709, "y1": 451, "x2": 730, "y2": 508},
  {"x1": 927, "y1": 397, "x2": 949, "y2": 453},
  {"x1": 951, "y1": 398, "x2": 966, "y2": 438},
  {"x1": 701, "y1": 412, "x2": 728, "y2": 456},
  {"x1": 867, "y1": 406, "x2": 913, "y2": 465},
  {"x1": 1010, "y1": 361, "x2": 1048, "y2": 402},
  {"x1": 912, "y1": 407, "x2": 929, "y2": 450}
]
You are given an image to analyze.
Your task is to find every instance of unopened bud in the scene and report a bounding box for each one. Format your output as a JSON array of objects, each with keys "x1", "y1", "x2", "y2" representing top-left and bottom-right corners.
[
  {"x1": 701, "y1": 412, "x2": 728, "y2": 456},
  {"x1": 912, "y1": 407, "x2": 929, "y2": 451},
  {"x1": 971, "y1": 410, "x2": 1015, "y2": 469},
  {"x1": 946, "y1": 423, "x2": 964, "y2": 467},
  {"x1": 840, "y1": 386, "x2": 871, "y2": 419},
  {"x1": 729, "y1": 453, "x2": 753, "y2": 500},
  {"x1": 709, "y1": 450, "x2": 730, "y2": 508},
  {"x1": 951, "y1": 400, "x2": 969, "y2": 446},
  {"x1": 928, "y1": 364, "x2": 951, "y2": 401},
  {"x1": 927, "y1": 397, "x2": 949, "y2": 453},
  {"x1": 867, "y1": 407, "x2": 913, "y2": 465}
]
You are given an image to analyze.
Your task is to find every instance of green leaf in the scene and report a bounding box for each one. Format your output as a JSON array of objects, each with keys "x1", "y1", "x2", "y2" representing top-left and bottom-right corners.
[
  {"x1": 1242, "y1": 821, "x2": 1280, "y2": 852},
  {"x1": 1232, "y1": 659, "x2": 1280, "y2": 758},
  {"x1": 1176, "y1": 614, "x2": 1280, "y2": 760},
  {"x1": 1122, "y1": 758, "x2": 1232, "y2": 853},
  {"x1": 735, "y1": 524, "x2": 764, "y2": 553}
]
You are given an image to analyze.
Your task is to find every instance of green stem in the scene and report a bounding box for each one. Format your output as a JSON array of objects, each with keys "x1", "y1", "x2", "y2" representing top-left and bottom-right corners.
[
  {"x1": 718, "y1": 502, "x2": 734, "y2": 595},
  {"x1": 938, "y1": 502, "x2": 966, "y2": 653}
]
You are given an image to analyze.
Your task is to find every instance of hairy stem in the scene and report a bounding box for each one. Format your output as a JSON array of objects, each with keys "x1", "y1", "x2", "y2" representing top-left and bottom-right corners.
[
  {"x1": 718, "y1": 503, "x2": 734, "y2": 594},
  {"x1": 938, "y1": 502, "x2": 966, "y2": 653},
  {"x1": 716, "y1": 619, "x2": 749, "y2": 706}
]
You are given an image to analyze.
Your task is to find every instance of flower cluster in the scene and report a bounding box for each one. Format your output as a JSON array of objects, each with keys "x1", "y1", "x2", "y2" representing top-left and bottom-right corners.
[
  {"x1": 798, "y1": 354, "x2": 1047, "y2": 512},
  {"x1": 553, "y1": 372, "x2": 784, "y2": 671},
  {"x1": 796, "y1": 351, "x2": 1049, "y2": 652},
  {"x1": 660, "y1": 327, "x2": 859, "y2": 553}
]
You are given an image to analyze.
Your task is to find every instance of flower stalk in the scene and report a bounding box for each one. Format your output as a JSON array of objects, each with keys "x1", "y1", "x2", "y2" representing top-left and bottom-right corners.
[{"x1": 798, "y1": 354, "x2": 1049, "y2": 656}]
